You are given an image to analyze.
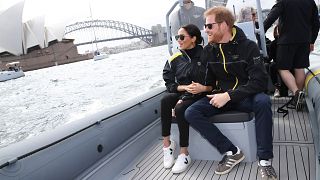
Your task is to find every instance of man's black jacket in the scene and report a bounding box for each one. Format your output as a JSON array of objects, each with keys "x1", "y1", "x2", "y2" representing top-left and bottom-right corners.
[{"x1": 203, "y1": 26, "x2": 268, "y2": 103}]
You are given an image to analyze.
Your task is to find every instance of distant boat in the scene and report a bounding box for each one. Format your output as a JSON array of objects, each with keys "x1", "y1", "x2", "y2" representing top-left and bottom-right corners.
[
  {"x1": 93, "y1": 51, "x2": 109, "y2": 61},
  {"x1": 0, "y1": 62, "x2": 25, "y2": 82},
  {"x1": 89, "y1": 2, "x2": 109, "y2": 61}
]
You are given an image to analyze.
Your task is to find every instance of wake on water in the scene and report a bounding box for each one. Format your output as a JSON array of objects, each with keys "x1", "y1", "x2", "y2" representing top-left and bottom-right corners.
[{"x1": 0, "y1": 45, "x2": 169, "y2": 148}]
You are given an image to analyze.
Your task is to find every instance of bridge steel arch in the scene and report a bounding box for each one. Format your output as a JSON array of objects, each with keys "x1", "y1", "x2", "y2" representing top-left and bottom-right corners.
[{"x1": 64, "y1": 20, "x2": 156, "y2": 45}]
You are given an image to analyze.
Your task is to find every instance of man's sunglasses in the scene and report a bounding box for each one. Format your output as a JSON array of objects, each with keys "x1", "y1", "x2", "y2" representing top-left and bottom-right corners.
[
  {"x1": 175, "y1": 34, "x2": 190, "y2": 41},
  {"x1": 204, "y1": 22, "x2": 221, "y2": 30}
]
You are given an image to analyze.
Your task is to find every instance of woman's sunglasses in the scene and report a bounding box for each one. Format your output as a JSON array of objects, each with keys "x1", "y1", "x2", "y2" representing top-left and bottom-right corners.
[
  {"x1": 204, "y1": 22, "x2": 221, "y2": 30},
  {"x1": 174, "y1": 34, "x2": 190, "y2": 41}
]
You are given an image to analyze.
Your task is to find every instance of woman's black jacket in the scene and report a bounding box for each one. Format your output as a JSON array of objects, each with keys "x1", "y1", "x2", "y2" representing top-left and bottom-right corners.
[{"x1": 162, "y1": 45, "x2": 209, "y2": 100}]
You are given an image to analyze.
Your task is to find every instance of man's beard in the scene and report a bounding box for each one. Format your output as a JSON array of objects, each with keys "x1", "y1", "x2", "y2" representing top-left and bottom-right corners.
[{"x1": 209, "y1": 28, "x2": 224, "y2": 43}]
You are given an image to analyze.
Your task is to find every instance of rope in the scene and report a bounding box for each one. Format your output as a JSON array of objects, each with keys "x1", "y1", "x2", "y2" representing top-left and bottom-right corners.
[{"x1": 277, "y1": 97, "x2": 294, "y2": 117}]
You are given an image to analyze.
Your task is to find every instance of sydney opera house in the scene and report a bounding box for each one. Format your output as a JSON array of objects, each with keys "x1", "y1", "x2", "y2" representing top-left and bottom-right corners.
[{"x1": 0, "y1": 1, "x2": 91, "y2": 71}]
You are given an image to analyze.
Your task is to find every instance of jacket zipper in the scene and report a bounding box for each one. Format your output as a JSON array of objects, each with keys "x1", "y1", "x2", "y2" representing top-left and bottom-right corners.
[{"x1": 219, "y1": 44, "x2": 238, "y2": 90}]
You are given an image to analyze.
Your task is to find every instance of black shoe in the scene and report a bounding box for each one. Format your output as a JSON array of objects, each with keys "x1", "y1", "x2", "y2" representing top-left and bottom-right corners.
[
  {"x1": 291, "y1": 90, "x2": 304, "y2": 111},
  {"x1": 277, "y1": 90, "x2": 304, "y2": 117}
]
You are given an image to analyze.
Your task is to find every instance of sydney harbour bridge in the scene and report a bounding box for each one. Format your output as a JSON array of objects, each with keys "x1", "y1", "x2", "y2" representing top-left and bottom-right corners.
[{"x1": 64, "y1": 19, "x2": 167, "y2": 47}]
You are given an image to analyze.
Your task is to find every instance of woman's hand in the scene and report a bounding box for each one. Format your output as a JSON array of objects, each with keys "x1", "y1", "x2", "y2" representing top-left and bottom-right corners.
[{"x1": 184, "y1": 81, "x2": 205, "y2": 94}]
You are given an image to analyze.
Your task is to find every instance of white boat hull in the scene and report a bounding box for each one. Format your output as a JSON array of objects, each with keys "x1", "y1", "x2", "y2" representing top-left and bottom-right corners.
[
  {"x1": 93, "y1": 54, "x2": 109, "y2": 61},
  {"x1": 0, "y1": 70, "x2": 25, "y2": 82}
]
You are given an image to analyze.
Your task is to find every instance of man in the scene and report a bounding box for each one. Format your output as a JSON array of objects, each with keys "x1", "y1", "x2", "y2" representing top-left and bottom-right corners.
[
  {"x1": 238, "y1": 6, "x2": 255, "y2": 23},
  {"x1": 185, "y1": 6, "x2": 277, "y2": 179},
  {"x1": 264, "y1": 0, "x2": 320, "y2": 110},
  {"x1": 170, "y1": 0, "x2": 205, "y2": 35}
]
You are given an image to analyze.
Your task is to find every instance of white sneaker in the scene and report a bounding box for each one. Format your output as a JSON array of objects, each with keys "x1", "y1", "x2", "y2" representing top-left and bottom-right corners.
[
  {"x1": 273, "y1": 89, "x2": 280, "y2": 97},
  {"x1": 288, "y1": 90, "x2": 294, "y2": 97},
  {"x1": 163, "y1": 140, "x2": 175, "y2": 169},
  {"x1": 171, "y1": 153, "x2": 191, "y2": 173}
]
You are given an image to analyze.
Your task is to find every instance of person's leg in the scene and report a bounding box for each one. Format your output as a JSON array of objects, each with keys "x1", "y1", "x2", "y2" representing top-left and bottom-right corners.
[
  {"x1": 161, "y1": 93, "x2": 179, "y2": 146},
  {"x1": 269, "y1": 62, "x2": 281, "y2": 97},
  {"x1": 277, "y1": 44, "x2": 305, "y2": 110},
  {"x1": 174, "y1": 99, "x2": 196, "y2": 153},
  {"x1": 253, "y1": 93, "x2": 273, "y2": 160},
  {"x1": 185, "y1": 97, "x2": 244, "y2": 174},
  {"x1": 276, "y1": 44, "x2": 299, "y2": 93},
  {"x1": 294, "y1": 68, "x2": 306, "y2": 90},
  {"x1": 278, "y1": 70, "x2": 299, "y2": 95},
  {"x1": 234, "y1": 93, "x2": 276, "y2": 179},
  {"x1": 291, "y1": 43, "x2": 310, "y2": 110},
  {"x1": 234, "y1": 93, "x2": 273, "y2": 160},
  {"x1": 269, "y1": 62, "x2": 279, "y2": 87},
  {"x1": 185, "y1": 97, "x2": 234, "y2": 154},
  {"x1": 171, "y1": 99, "x2": 196, "y2": 173},
  {"x1": 161, "y1": 93, "x2": 179, "y2": 169},
  {"x1": 293, "y1": 43, "x2": 310, "y2": 91}
]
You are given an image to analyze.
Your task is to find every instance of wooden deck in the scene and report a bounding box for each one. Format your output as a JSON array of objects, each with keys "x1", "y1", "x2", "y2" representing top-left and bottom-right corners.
[{"x1": 119, "y1": 97, "x2": 316, "y2": 180}]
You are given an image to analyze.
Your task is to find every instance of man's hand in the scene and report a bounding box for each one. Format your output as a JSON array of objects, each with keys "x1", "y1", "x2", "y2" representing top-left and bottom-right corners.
[{"x1": 207, "y1": 92, "x2": 231, "y2": 108}]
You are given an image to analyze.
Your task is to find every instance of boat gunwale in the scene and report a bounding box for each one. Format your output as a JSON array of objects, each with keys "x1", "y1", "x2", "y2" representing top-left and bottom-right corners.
[{"x1": 0, "y1": 87, "x2": 166, "y2": 169}]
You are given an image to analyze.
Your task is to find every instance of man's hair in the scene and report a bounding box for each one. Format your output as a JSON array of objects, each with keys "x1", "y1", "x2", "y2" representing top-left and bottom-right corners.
[{"x1": 204, "y1": 6, "x2": 235, "y2": 28}]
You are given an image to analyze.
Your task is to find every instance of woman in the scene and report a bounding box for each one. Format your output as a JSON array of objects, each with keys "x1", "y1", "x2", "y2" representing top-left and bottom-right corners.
[{"x1": 162, "y1": 24, "x2": 212, "y2": 173}]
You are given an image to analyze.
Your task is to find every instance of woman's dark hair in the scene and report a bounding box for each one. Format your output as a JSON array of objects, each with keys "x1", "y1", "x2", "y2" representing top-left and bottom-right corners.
[{"x1": 181, "y1": 24, "x2": 204, "y2": 45}]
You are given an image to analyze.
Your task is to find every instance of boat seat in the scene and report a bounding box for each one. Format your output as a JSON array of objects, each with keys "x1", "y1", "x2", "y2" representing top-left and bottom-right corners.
[
  {"x1": 208, "y1": 110, "x2": 254, "y2": 123},
  {"x1": 171, "y1": 111, "x2": 257, "y2": 162}
]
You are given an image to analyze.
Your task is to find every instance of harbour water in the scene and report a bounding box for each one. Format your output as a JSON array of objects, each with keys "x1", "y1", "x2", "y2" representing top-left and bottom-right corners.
[{"x1": 0, "y1": 45, "x2": 169, "y2": 148}]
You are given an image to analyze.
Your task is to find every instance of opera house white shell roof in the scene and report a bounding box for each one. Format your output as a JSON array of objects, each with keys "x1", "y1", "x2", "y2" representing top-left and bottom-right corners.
[{"x1": 0, "y1": 0, "x2": 65, "y2": 56}]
